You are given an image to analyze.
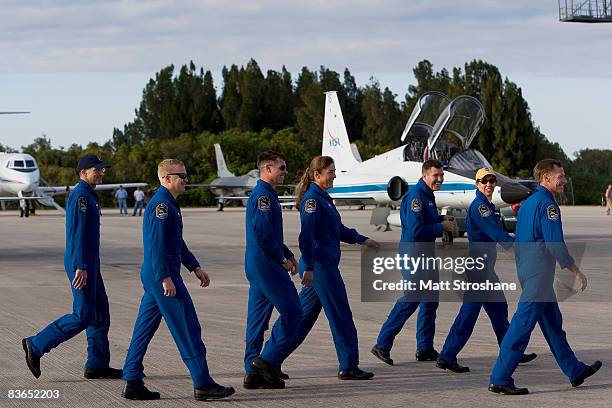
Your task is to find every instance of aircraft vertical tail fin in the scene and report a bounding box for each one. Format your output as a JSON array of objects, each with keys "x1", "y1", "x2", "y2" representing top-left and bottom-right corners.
[
  {"x1": 350, "y1": 143, "x2": 363, "y2": 162},
  {"x1": 322, "y1": 91, "x2": 359, "y2": 171},
  {"x1": 214, "y1": 143, "x2": 235, "y2": 177}
]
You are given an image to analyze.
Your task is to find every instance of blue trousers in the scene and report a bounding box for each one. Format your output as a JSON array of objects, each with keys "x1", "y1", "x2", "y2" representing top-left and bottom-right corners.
[
  {"x1": 118, "y1": 199, "x2": 127, "y2": 215},
  {"x1": 122, "y1": 275, "x2": 213, "y2": 388},
  {"x1": 376, "y1": 300, "x2": 438, "y2": 352},
  {"x1": 439, "y1": 301, "x2": 509, "y2": 363},
  {"x1": 490, "y1": 301, "x2": 589, "y2": 386},
  {"x1": 132, "y1": 200, "x2": 144, "y2": 216},
  {"x1": 29, "y1": 266, "x2": 110, "y2": 369},
  {"x1": 244, "y1": 265, "x2": 302, "y2": 374},
  {"x1": 271, "y1": 262, "x2": 359, "y2": 371}
]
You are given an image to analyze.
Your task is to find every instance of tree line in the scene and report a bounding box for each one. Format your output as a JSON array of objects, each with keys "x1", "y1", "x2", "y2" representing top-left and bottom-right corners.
[{"x1": 2, "y1": 58, "x2": 610, "y2": 206}]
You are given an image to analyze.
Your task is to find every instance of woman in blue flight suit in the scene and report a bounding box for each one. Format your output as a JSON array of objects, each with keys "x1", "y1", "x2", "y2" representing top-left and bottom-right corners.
[
  {"x1": 436, "y1": 168, "x2": 536, "y2": 373},
  {"x1": 269, "y1": 156, "x2": 379, "y2": 380}
]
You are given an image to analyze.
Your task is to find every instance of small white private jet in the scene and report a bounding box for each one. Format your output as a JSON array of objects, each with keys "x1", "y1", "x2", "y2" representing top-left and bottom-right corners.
[
  {"x1": 322, "y1": 90, "x2": 533, "y2": 237},
  {"x1": 0, "y1": 152, "x2": 146, "y2": 217}
]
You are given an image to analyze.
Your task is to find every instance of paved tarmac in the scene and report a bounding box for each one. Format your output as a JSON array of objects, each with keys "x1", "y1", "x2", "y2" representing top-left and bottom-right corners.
[{"x1": 1, "y1": 206, "x2": 611, "y2": 407}]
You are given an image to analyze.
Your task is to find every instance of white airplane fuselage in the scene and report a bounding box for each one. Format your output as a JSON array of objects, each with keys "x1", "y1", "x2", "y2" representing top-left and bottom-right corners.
[
  {"x1": 329, "y1": 144, "x2": 504, "y2": 209},
  {"x1": 0, "y1": 153, "x2": 40, "y2": 197}
]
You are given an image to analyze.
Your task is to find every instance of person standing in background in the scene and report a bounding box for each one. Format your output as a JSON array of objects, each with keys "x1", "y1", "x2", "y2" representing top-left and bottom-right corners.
[
  {"x1": 115, "y1": 186, "x2": 128, "y2": 216},
  {"x1": 132, "y1": 187, "x2": 145, "y2": 216}
]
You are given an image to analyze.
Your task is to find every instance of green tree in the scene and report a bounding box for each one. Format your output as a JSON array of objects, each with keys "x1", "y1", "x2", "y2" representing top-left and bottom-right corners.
[
  {"x1": 237, "y1": 59, "x2": 265, "y2": 131},
  {"x1": 262, "y1": 66, "x2": 294, "y2": 130}
]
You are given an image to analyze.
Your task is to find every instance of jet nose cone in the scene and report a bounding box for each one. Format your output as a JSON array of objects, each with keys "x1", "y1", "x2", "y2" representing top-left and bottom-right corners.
[{"x1": 500, "y1": 182, "x2": 532, "y2": 205}]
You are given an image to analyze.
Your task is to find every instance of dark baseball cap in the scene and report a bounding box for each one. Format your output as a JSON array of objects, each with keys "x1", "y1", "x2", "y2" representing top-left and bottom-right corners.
[{"x1": 77, "y1": 154, "x2": 111, "y2": 171}]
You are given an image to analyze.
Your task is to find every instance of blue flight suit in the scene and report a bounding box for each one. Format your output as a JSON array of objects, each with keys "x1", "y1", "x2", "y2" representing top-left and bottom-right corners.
[
  {"x1": 439, "y1": 190, "x2": 514, "y2": 364},
  {"x1": 490, "y1": 185, "x2": 589, "y2": 386},
  {"x1": 267, "y1": 183, "x2": 368, "y2": 371},
  {"x1": 243, "y1": 179, "x2": 302, "y2": 374},
  {"x1": 29, "y1": 179, "x2": 111, "y2": 369},
  {"x1": 122, "y1": 186, "x2": 214, "y2": 389},
  {"x1": 376, "y1": 178, "x2": 443, "y2": 353}
]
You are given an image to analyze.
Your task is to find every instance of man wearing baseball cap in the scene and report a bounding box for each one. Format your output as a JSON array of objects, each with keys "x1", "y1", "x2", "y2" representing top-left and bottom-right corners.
[{"x1": 22, "y1": 154, "x2": 122, "y2": 380}]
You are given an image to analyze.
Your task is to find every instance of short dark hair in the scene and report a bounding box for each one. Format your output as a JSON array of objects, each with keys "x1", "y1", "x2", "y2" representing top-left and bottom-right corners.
[
  {"x1": 257, "y1": 150, "x2": 286, "y2": 170},
  {"x1": 533, "y1": 159, "x2": 563, "y2": 183},
  {"x1": 422, "y1": 159, "x2": 443, "y2": 173}
]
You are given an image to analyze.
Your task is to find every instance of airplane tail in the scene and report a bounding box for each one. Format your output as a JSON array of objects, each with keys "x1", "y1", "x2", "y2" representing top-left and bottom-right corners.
[
  {"x1": 214, "y1": 143, "x2": 235, "y2": 177},
  {"x1": 322, "y1": 91, "x2": 359, "y2": 171}
]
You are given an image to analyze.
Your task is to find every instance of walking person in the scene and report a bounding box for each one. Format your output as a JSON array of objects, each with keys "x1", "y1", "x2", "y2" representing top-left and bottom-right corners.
[
  {"x1": 266, "y1": 156, "x2": 379, "y2": 380},
  {"x1": 242, "y1": 151, "x2": 302, "y2": 390},
  {"x1": 22, "y1": 154, "x2": 122, "y2": 380},
  {"x1": 371, "y1": 160, "x2": 455, "y2": 365},
  {"x1": 489, "y1": 159, "x2": 601, "y2": 395},
  {"x1": 121, "y1": 159, "x2": 234, "y2": 401},
  {"x1": 436, "y1": 168, "x2": 536, "y2": 373}
]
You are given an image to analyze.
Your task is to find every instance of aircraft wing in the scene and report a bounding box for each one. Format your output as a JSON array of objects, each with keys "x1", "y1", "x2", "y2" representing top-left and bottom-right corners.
[
  {"x1": 0, "y1": 196, "x2": 47, "y2": 201},
  {"x1": 38, "y1": 182, "x2": 147, "y2": 195}
]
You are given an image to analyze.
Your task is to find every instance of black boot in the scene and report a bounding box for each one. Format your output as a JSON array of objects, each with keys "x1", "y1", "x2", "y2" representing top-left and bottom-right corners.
[
  {"x1": 436, "y1": 358, "x2": 470, "y2": 373},
  {"x1": 243, "y1": 373, "x2": 284, "y2": 390},
  {"x1": 194, "y1": 383, "x2": 235, "y2": 400},
  {"x1": 338, "y1": 368, "x2": 375, "y2": 380},
  {"x1": 371, "y1": 344, "x2": 393, "y2": 365},
  {"x1": 22, "y1": 338, "x2": 41, "y2": 378},
  {"x1": 122, "y1": 379, "x2": 160, "y2": 400},
  {"x1": 415, "y1": 349, "x2": 439, "y2": 361},
  {"x1": 84, "y1": 367, "x2": 123, "y2": 379},
  {"x1": 519, "y1": 353, "x2": 538, "y2": 364},
  {"x1": 250, "y1": 357, "x2": 285, "y2": 388},
  {"x1": 488, "y1": 384, "x2": 529, "y2": 395},
  {"x1": 571, "y1": 361, "x2": 602, "y2": 387}
]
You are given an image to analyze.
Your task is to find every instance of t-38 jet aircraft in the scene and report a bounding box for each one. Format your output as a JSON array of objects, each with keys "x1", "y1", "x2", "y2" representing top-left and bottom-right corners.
[
  {"x1": 190, "y1": 143, "x2": 296, "y2": 210},
  {"x1": 186, "y1": 143, "x2": 260, "y2": 211},
  {"x1": 0, "y1": 152, "x2": 146, "y2": 217},
  {"x1": 322, "y1": 90, "x2": 533, "y2": 239}
]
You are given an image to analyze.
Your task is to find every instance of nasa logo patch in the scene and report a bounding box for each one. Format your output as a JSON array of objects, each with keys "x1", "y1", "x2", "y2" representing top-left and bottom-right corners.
[
  {"x1": 155, "y1": 203, "x2": 168, "y2": 219},
  {"x1": 411, "y1": 198, "x2": 422, "y2": 213},
  {"x1": 546, "y1": 204, "x2": 560, "y2": 221},
  {"x1": 305, "y1": 198, "x2": 317, "y2": 213},
  {"x1": 257, "y1": 195, "x2": 270, "y2": 212},
  {"x1": 77, "y1": 196, "x2": 87, "y2": 212},
  {"x1": 478, "y1": 204, "x2": 492, "y2": 218}
]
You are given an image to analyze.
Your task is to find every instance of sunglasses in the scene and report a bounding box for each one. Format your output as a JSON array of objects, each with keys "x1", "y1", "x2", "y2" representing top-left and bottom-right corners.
[
  {"x1": 166, "y1": 172, "x2": 188, "y2": 179},
  {"x1": 479, "y1": 177, "x2": 497, "y2": 185},
  {"x1": 267, "y1": 164, "x2": 287, "y2": 171}
]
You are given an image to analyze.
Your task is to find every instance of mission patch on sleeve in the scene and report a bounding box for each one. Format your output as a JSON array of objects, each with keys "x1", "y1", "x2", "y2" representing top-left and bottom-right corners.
[
  {"x1": 546, "y1": 204, "x2": 560, "y2": 221},
  {"x1": 411, "y1": 198, "x2": 422, "y2": 213},
  {"x1": 156, "y1": 203, "x2": 169, "y2": 219},
  {"x1": 478, "y1": 204, "x2": 492, "y2": 218},
  {"x1": 257, "y1": 195, "x2": 271, "y2": 212},
  {"x1": 305, "y1": 198, "x2": 317, "y2": 213},
  {"x1": 77, "y1": 196, "x2": 87, "y2": 213}
]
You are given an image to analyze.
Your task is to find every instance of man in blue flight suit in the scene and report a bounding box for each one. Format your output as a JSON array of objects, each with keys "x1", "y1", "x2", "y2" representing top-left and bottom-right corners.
[
  {"x1": 372, "y1": 159, "x2": 455, "y2": 365},
  {"x1": 264, "y1": 156, "x2": 378, "y2": 380},
  {"x1": 121, "y1": 159, "x2": 234, "y2": 401},
  {"x1": 436, "y1": 168, "x2": 536, "y2": 373},
  {"x1": 22, "y1": 154, "x2": 122, "y2": 380},
  {"x1": 243, "y1": 151, "x2": 302, "y2": 390},
  {"x1": 489, "y1": 159, "x2": 602, "y2": 395}
]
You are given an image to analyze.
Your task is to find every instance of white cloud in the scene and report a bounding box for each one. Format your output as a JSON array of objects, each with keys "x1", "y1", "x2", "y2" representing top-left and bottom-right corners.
[{"x1": 1, "y1": 0, "x2": 610, "y2": 78}]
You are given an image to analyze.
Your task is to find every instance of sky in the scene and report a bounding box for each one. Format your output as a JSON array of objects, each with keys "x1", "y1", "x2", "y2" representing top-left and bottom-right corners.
[{"x1": 0, "y1": 0, "x2": 611, "y2": 157}]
